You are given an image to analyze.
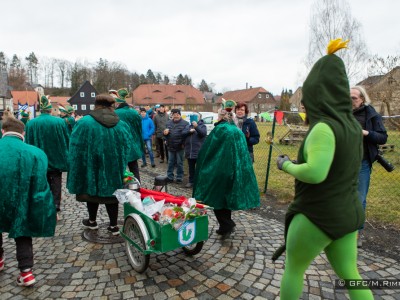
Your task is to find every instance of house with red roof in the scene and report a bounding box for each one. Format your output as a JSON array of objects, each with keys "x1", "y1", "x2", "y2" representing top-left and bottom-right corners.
[
  {"x1": 217, "y1": 87, "x2": 277, "y2": 116},
  {"x1": 131, "y1": 84, "x2": 205, "y2": 111}
]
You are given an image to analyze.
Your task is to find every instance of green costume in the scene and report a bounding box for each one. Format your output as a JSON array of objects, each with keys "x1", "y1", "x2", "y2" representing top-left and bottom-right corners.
[
  {"x1": 193, "y1": 121, "x2": 259, "y2": 210},
  {"x1": 115, "y1": 104, "x2": 144, "y2": 161},
  {"x1": 20, "y1": 112, "x2": 30, "y2": 125},
  {"x1": 60, "y1": 106, "x2": 76, "y2": 133},
  {"x1": 25, "y1": 112, "x2": 70, "y2": 172},
  {"x1": 0, "y1": 134, "x2": 56, "y2": 238},
  {"x1": 274, "y1": 39, "x2": 373, "y2": 300},
  {"x1": 67, "y1": 109, "x2": 132, "y2": 203}
]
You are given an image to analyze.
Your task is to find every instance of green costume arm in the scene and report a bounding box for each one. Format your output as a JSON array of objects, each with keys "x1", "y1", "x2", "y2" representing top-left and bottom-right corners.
[{"x1": 282, "y1": 122, "x2": 335, "y2": 184}]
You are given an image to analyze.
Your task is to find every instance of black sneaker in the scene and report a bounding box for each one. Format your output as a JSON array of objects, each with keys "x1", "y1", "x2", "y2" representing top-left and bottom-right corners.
[
  {"x1": 82, "y1": 219, "x2": 98, "y2": 229},
  {"x1": 107, "y1": 226, "x2": 120, "y2": 236},
  {"x1": 141, "y1": 164, "x2": 147, "y2": 168},
  {"x1": 151, "y1": 164, "x2": 156, "y2": 168},
  {"x1": 176, "y1": 179, "x2": 183, "y2": 183},
  {"x1": 166, "y1": 177, "x2": 174, "y2": 183}
]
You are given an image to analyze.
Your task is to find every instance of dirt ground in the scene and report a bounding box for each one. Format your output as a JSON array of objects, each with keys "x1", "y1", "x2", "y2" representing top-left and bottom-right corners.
[{"x1": 253, "y1": 192, "x2": 400, "y2": 262}]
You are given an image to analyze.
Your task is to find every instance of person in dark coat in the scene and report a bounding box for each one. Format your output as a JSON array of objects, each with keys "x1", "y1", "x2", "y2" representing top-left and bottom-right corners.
[
  {"x1": 0, "y1": 117, "x2": 56, "y2": 287},
  {"x1": 234, "y1": 102, "x2": 260, "y2": 162},
  {"x1": 182, "y1": 113, "x2": 207, "y2": 188},
  {"x1": 25, "y1": 95, "x2": 70, "y2": 215},
  {"x1": 113, "y1": 88, "x2": 144, "y2": 182},
  {"x1": 153, "y1": 104, "x2": 169, "y2": 163},
  {"x1": 351, "y1": 85, "x2": 387, "y2": 247},
  {"x1": 67, "y1": 94, "x2": 132, "y2": 235},
  {"x1": 163, "y1": 108, "x2": 189, "y2": 183}
]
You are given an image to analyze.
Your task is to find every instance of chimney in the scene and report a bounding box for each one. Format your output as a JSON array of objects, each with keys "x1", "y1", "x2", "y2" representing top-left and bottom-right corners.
[{"x1": 246, "y1": 82, "x2": 248, "y2": 89}]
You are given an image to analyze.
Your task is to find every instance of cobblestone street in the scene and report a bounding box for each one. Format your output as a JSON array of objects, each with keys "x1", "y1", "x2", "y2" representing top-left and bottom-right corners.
[{"x1": 1, "y1": 161, "x2": 399, "y2": 299}]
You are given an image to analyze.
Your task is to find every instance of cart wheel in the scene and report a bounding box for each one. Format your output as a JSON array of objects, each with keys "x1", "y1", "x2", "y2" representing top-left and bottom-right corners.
[
  {"x1": 182, "y1": 241, "x2": 204, "y2": 256},
  {"x1": 124, "y1": 216, "x2": 150, "y2": 273}
]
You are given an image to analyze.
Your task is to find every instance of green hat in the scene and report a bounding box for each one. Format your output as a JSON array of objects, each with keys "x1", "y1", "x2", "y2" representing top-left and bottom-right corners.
[
  {"x1": 301, "y1": 38, "x2": 350, "y2": 126},
  {"x1": 66, "y1": 105, "x2": 74, "y2": 114},
  {"x1": 222, "y1": 99, "x2": 237, "y2": 112},
  {"x1": 59, "y1": 106, "x2": 67, "y2": 114},
  {"x1": 21, "y1": 111, "x2": 29, "y2": 117},
  {"x1": 116, "y1": 88, "x2": 129, "y2": 103},
  {"x1": 40, "y1": 95, "x2": 53, "y2": 110}
]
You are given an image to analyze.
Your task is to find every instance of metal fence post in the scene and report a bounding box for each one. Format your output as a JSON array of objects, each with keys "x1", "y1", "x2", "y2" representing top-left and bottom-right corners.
[{"x1": 263, "y1": 107, "x2": 278, "y2": 193}]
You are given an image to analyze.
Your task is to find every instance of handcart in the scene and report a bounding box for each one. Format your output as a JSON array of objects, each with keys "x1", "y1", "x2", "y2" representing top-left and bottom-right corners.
[{"x1": 120, "y1": 188, "x2": 209, "y2": 273}]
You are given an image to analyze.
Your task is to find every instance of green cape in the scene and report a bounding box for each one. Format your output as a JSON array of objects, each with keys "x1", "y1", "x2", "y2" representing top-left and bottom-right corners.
[
  {"x1": 67, "y1": 112, "x2": 132, "y2": 201},
  {"x1": 0, "y1": 135, "x2": 56, "y2": 238},
  {"x1": 25, "y1": 113, "x2": 70, "y2": 172},
  {"x1": 115, "y1": 105, "x2": 144, "y2": 160},
  {"x1": 193, "y1": 121, "x2": 260, "y2": 210}
]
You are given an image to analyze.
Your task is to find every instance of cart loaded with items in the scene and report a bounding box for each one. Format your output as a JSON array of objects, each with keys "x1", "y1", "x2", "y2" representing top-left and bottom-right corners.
[{"x1": 114, "y1": 172, "x2": 211, "y2": 273}]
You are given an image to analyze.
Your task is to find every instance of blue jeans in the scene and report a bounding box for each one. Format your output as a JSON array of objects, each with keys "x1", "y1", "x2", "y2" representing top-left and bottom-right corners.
[
  {"x1": 167, "y1": 150, "x2": 184, "y2": 181},
  {"x1": 358, "y1": 159, "x2": 371, "y2": 229},
  {"x1": 141, "y1": 139, "x2": 154, "y2": 165}
]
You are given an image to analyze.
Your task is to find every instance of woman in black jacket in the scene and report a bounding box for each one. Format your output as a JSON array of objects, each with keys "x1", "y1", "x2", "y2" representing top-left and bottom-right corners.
[
  {"x1": 351, "y1": 85, "x2": 387, "y2": 246},
  {"x1": 234, "y1": 102, "x2": 260, "y2": 162}
]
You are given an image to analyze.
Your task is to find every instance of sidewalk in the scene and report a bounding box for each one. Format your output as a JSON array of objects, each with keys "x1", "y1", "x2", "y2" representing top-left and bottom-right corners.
[{"x1": 0, "y1": 160, "x2": 399, "y2": 299}]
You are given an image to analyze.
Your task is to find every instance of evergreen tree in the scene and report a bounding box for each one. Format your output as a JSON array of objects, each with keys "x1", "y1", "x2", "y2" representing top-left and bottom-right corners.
[
  {"x1": 163, "y1": 75, "x2": 170, "y2": 85},
  {"x1": 25, "y1": 52, "x2": 39, "y2": 83},
  {"x1": 176, "y1": 74, "x2": 185, "y2": 85},
  {"x1": 146, "y1": 69, "x2": 157, "y2": 84},
  {"x1": 198, "y1": 79, "x2": 210, "y2": 92},
  {"x1": 0, "y1": 52, "x2": 7, "y2": 71},
  {"x1": 155, "y1": 73, "x2": 162, "y2": 84},
  {"x1": 139, "y1": 74, "x2": 147, "y2": 84}
]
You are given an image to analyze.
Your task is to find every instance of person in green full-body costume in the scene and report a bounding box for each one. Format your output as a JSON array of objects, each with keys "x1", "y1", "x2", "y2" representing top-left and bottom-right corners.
[
  {"x1": 273, "y1": 39, "x2": 373, "y2": 300},
  {"x1": 0, "y1": 117, "x2": 56, "y2": 287},
  {"x1": 25, "y1": 95, "x2": 69, "y2": 215},
  {"x1": 193, "y1": 99, "x2": 260, "y2": 239}
]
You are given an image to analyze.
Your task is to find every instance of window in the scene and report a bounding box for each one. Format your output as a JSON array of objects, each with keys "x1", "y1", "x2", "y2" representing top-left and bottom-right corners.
[
  {"x1": 91, "y1": 92, "x2": 96, "y2": 97},
  {"x1": 258, "y1": 94, "x2": 262, "y2": 98},
  {"x1": 81, "y1": 104, "x2": 86, "y2": 110},
  {"x1": 90, "y1": 104, "x2": 95, "y2": 110},
  {"x1": 266, "y1": 94, "x2": 270, "y2": 98},
  {"x1": 80, "y1": 92, "x2": 85, "y2": 97},
  {"x1": 72, "y1": 105, "x2": 78, "y2": 110}
]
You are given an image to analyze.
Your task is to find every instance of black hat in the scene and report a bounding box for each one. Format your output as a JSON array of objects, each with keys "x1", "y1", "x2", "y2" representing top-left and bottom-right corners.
[
  {"x1": 171, "y1": 108, "x2": 181, "y2": 115},
  {"x1": 159, "y1": 104, "x2": 165, "y2": 107},
  {"x1": 140, "y1": 107, "x2": 146, "y2": 112}
]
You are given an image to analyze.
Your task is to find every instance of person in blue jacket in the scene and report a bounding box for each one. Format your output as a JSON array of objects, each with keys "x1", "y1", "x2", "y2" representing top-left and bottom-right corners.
[
  {"x1": 140, "y1": 108, "x2": 155, "y2": 167},
  {"x1": 234, "y1": 102, "x2": 260, "y2": 162}
]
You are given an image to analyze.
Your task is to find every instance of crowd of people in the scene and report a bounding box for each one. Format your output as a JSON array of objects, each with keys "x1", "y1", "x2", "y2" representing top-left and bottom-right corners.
[{"x1": 0, "y1": 42, "x2": 389, "y2": 298}]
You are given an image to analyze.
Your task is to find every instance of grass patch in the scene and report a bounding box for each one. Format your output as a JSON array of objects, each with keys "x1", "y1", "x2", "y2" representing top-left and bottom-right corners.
[{"x1": 254, "y1": 122, "x2": 400, "y2": 228}]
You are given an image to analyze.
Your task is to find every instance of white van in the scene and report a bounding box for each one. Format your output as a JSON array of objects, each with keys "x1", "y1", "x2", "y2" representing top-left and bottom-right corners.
[{"x1": 199, "y1": 112, "x2": 218, "y2": 135}]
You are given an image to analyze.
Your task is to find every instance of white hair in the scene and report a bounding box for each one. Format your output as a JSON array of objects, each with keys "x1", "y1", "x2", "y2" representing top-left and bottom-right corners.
[{"x1": 351, "y1": 85, "x2": 371, "y2": 106}]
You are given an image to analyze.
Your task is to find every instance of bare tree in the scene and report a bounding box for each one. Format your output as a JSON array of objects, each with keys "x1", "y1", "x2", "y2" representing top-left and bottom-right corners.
[
  {"x1": 56, "y1": 59, "x2": 72, "y2": 89},
  {"x1": 306, "y1": 0, "x2": 368, "y2": 83}
]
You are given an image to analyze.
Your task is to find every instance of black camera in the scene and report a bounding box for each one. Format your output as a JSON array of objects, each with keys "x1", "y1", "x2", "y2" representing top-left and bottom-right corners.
[{"x1": 376, "y1": 153, "x2": 395, "y2": 172}]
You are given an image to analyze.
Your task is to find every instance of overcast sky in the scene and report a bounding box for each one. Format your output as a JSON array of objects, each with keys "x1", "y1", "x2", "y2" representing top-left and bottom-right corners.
[{"x1": 1, "y1": 0, "x2": 399, "y2": 95}]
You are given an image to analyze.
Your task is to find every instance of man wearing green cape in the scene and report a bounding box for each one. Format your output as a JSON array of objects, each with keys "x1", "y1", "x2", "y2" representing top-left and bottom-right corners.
[
  {"x1": 0, "y1": 117, "x2": 55, "y2": 287},
  {"x1": 25, "y1": 95, "x2": 70, "y2": 214},
  {"x1": 67, "y1": 94, "x2": 132, "y2": 235},
  {"x1": 193, "y1": 100, "x2": 260, "y2": 238},
  {"x1": 112, "y1": 88, "x2": 144, "y2": 182}
]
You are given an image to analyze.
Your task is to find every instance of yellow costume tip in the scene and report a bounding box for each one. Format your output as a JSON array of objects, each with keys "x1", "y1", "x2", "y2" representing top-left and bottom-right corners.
[{"x1": 326, "y1": 38, "x2": 349, "y2": 55}]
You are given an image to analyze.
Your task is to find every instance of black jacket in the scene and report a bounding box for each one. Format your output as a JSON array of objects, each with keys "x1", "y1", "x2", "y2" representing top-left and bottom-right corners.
[
  {"x1": 353, "y1": 105, "x2": 387, "y2": 166},
  {"x1": 237, "y1": 117, "x2": 260, "y2": 153},
  {"x1": 182, "y1": 120, "x2": 207, "y2": 159},
  {"x1": 165, "y1": 118, "x2": 189, "y2": 152}
]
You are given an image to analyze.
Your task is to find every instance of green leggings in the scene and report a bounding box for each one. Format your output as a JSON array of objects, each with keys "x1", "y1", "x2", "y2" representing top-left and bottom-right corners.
[{"x1": 280, "y1": 213, "x2": 373, "y2": 300}]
